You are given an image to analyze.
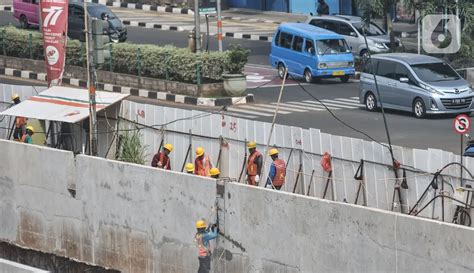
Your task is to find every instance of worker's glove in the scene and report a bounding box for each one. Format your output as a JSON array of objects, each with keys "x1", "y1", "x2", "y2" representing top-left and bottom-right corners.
[
  {"x1": 255, "y1": 175, "x2": 260, "y2": 183},
  {"x1": 157, "y1": 162, "x2": 163, "y2": 167}
]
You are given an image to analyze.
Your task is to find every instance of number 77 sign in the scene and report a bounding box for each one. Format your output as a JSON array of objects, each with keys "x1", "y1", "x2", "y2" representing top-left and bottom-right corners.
[{"x1": 39, "y1": 0, "x2": 68, "y2": 87}]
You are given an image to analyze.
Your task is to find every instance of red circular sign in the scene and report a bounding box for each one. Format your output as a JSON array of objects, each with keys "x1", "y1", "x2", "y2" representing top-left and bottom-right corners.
[{"x1": 453, "y1": 114, "x2": 471, "y2": 134}]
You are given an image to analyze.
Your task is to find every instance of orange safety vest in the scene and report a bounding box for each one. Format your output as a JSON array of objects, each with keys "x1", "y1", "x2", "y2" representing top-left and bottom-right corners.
[
  {"x1": 195, "y1": 233, "x2": 209, "y2": 257},
  {"x1": 195, "y1": 155, "x2": 211, "y2": 177},
  {"x1": 272, "y1": 158, "x2": 286, "y2": 187},
  {"x1": 247, "y1": 150, "x2": 262, "y2": 176},
  {"x1": 15, "y1": 116, "x2": 26, "y2": 128}
]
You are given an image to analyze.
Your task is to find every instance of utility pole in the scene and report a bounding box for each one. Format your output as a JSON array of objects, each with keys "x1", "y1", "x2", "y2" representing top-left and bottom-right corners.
[
  {"x1": 194, "y1": 0, "x2": 202, "y2": 53},
  {"x1": 84, "y1": 1, "x2": 99, "y2": 156},
  {"x1": 217, "y1": 0, "x2": 223, "y2": 52}
]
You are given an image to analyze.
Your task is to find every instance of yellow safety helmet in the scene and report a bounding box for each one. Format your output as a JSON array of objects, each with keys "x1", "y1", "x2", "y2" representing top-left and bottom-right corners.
[
  {"x1": 196, "y1": 147, "x2": 205, "y2": 157},
  {"x1": 210, "y1": 167, "x2": 220, "y2": 176},
  {"x1": 247, "y1": 141, "x2": 257, "y2": 149},
  {"x1": 269, "y1": 148, "x2": 279, "y2": 156},
  {"x1": 196, "y1": 219, "x2": 207, "y2": 229},
  {"x1": 164, "y1": 143, "x2": 173, "y2": 152},
  {"x1": 26, "y1": 125, "x2": 34, "y2": 133},
  {"x1": 185, "y1": 163, "x2": 194, "y2": 173},
  {"x1": 11, "y1": 94, "x2": 20, "y2": 101}
]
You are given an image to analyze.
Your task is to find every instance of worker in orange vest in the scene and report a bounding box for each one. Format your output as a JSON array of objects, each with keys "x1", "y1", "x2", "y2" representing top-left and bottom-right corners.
[
  {"x1": 11, "y1": 94, "x2": 27, "y2": 141},
  {"x1": 246, "y1": 141, "x2": 263, "y2": 186},
  {"x1": 194, "y1": 147, "x2": 212, "y2": 177},
  {"x1": 266, "y1": 148, "x2": 286, "y2": 190},
  {"x1": 151, "y1": 143, "x2": 173, "y2": 170},
  {"x1": 194, "y1": 219, "x2": 218, "y2": 273},
  {"x1": 21, "y1": 126, "x2": 34, "y2": 144}
]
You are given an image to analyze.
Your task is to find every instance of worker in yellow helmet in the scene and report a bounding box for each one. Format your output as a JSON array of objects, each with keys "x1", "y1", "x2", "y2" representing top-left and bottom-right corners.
[
  {"x1": 151, "y1": 143, "x2": 173, "y2": 170},
  {"x1": 266, "y1": 148, "x2": 286, "y2": 190},
  {"x1": 246, "y1": 141, "x2": 263, "y2": 186},
  {"x1": 11, "y1": 93, "x2": 27, "y2": 141},
  {"x1": 185, "y1": 163, "x2": 195, "y2": 174},
  {"x1": 21, "y1": 125, "x2": 34, "y2": 144},
  {"x1": 210, "y1": 167, "x2": 220, "y2": 179},
  {"x1": 195, "y1": 147, "x2": 212, "y2": 177},
  {"x1": 194, "y1": 219, "x2": 218, "y2": 273}
]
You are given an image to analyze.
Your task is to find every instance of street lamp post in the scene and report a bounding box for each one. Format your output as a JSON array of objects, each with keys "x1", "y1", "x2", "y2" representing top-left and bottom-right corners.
[{"x1": 194, "y1": 0, "x2": 202, "y2": 53}]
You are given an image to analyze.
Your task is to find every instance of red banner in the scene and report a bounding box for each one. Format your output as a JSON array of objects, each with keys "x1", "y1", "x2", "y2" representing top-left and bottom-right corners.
[{"x1": 39, "y1": 0, "x2": 68, "y2": 87}]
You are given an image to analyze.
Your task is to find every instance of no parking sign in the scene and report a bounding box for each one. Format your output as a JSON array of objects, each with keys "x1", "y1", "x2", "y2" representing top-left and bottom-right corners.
[{"x1": 453, "y1": 114, "x2": 470, "y2": 134}]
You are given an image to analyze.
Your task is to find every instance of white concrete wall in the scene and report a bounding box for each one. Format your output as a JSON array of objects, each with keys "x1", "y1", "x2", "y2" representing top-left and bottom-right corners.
[
  {"x1": 219, "y1": 182, "x2": 474, "y2": 272},
  {"x1": 0, "y1": 139, "x2": 216, "y2": 272},
  {"x1": 0, "y1": 139, "x2": 474, "y2": 272}
]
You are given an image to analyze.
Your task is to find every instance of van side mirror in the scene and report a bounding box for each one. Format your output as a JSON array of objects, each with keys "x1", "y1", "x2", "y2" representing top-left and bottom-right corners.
[
  {"x1": 399, "y1": 77, "x2": 409, "y2": 83},
  {"x1": 309, "y1": 48, "x2": 315, "y2": 55},
  {"x1": 350, "y1": 32, "x2": 357, "y2": 37}
]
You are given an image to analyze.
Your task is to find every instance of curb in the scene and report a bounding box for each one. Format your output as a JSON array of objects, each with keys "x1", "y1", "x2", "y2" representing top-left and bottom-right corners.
[
  {"x1": 0, "y1": 67, "x2": 254, "y2": 107},
  {"x1": 121, "y1": 20, "x2": 186, "y2": 31}
]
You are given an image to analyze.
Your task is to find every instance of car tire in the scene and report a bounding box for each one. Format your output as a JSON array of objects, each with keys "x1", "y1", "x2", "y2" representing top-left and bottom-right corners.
[
  {"x1": 413, "y1": 98, "x2": 426, "y2": 119},
  {"x1": 365, "y1": 92, "x2": 377, "y2": 111},
  {"x1": 340, "y1": 75, "x2": 350, "y2": 83},
  {"x1": 304, "y1": 69, "x2": 313, "y2": 83},
  {"x1": 278, "y1": 63, "x2": 288, "y2": 80},
  {"x1": 360, "y1": 49, "x2": 369, "y2": 60},
  {"x1": 19, "y1": 15, "x2": 29, "y2": 29}
]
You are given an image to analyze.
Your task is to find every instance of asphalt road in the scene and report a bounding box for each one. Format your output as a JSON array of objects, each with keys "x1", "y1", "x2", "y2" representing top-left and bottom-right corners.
[
  {"x1": 1, "y1": 76, "x2": 467, "y2": 154},
  {"x1": 0, "y1": 11, "x2": 271, "y2": 65}
]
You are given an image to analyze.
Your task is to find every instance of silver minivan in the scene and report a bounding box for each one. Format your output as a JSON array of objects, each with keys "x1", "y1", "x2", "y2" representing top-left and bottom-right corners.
[
  {"x1": 359, "y1": 53, "x2": 473, "y2": 118},
  {"x1": 306, "y1": 15, "x2": 402, "y2": 58}
]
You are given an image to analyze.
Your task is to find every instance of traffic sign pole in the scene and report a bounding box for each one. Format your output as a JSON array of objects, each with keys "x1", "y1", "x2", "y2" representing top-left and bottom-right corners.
[
  {"x1": 461, "y1": 133, "x2": 463, "y2": 185},
  {"x1": 453, "y1": 114, "x2": 471, "y2": 186},
  {"x1": 217, "y1": 0, "x2": 223, "y2": 52}
]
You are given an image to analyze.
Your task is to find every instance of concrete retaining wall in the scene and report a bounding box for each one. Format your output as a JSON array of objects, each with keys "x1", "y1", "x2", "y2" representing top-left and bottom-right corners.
[{"x1": 0, "y1": 139, "x2": 474, "y2": 272}]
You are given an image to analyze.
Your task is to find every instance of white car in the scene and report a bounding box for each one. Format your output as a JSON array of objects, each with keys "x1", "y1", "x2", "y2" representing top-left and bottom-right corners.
[{"x1": 306, "y1": 15, "x2": 403, "y2": 58}]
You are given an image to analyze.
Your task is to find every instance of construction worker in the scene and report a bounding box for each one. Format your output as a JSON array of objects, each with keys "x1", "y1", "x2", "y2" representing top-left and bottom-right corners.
[
  {"x1": 21, "y1": 126, "x2": 34, "y2": 144},
  {"x1": 185, "y1": 163, "x2": 195, "y2": 174},
  {"x1": 194, "y1": 219, "x2": 218, "y2": 273},
  {"x1": 194, "y1": 147, "x2": 212, "y2": 177},
  {"x1": 246, "y1": 141, "x2": 263, "y2": 186},
  {"x1": 266, "y1": 148, "x2": 286, "y2": 190},
  {"x1": 11, "y1": 94, "x2": 27, "y2": 141},
  {"x1": 151, "y1": 143, "x2": 173, "y2": 170},
  {"x1": 210, "y1": 167, "x2": 220, "y2": 179}
]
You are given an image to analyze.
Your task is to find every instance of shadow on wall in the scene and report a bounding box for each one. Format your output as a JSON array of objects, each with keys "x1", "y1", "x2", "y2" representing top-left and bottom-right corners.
[{"x1": 0, "y1": 241, "x2": 120, "y2": 273}]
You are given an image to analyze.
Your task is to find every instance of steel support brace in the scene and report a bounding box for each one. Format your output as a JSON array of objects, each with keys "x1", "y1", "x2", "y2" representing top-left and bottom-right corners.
[{"x1": 322, "y1": 170, "x2": 333, "y2": 200}]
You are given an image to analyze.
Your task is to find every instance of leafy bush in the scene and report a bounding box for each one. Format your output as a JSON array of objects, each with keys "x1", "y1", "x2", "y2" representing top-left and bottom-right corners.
[
  {"x1": 116, "y1": 130, "x2": 147, "y2": 165},
  {"x1": 225, "y1": 44, "x2": 250, "y2": 74},
  {"x1": 0, "y1": 26, "x2": 245, "y2": 83}
]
